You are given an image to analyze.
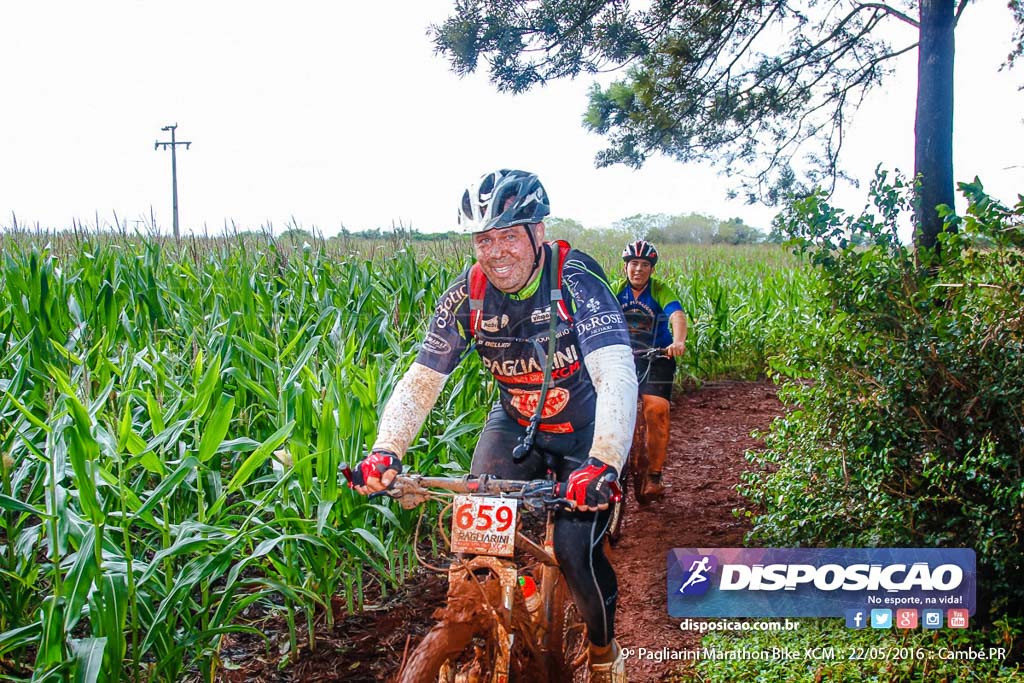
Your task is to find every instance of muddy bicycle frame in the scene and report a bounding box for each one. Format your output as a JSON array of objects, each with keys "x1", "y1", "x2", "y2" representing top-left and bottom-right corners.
[{"x1": 383, "y1": 472, "x2": 585, "y2": 683}]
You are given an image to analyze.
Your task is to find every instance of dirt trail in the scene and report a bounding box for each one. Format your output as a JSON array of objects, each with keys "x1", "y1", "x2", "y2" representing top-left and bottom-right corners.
[
  {"x1": 611, "y1": 380, "x2": 783, "y2": 682},
  {"x1": 215, "y1": 380, "x2": 783, "y2": 682}
]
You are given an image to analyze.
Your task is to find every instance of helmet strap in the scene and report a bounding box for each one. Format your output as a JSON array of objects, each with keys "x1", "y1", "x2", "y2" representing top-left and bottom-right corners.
[{"x1": 524, "y1": 224, "x2": 543, "y2": 274}]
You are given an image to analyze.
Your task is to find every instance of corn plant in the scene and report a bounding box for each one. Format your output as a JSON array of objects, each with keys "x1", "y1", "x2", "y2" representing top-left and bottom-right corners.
[{"x1": 0, "y1": 228, "x2": 809, "y2": 680}]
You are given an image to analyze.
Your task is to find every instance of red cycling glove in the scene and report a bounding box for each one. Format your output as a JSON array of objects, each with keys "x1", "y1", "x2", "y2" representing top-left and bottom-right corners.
[
  {"x1": 351, "y1": 449, "x2": 402, "y2": 488},
  {"x1": 559, "y1": 457, "x2": 621, "y2": 507}
]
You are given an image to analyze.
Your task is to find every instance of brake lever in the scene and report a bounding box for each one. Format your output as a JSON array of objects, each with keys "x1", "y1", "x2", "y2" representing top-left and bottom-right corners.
[
  {"x1": 545, "y1": 498, "x2": 577, "y2": 512},
  {"x1": 608, "y1": 479, "x2": 623, "y2": 503}
]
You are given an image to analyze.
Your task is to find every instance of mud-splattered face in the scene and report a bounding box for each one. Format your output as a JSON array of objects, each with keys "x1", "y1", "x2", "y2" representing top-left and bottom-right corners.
[{"x1": 472, "y1": 223, "x2": 545, "y2": 293}]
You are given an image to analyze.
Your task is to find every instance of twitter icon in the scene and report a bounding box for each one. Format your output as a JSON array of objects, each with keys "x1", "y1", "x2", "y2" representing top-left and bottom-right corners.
[{"x1": 871, "y1": 609, "x2": 893, "y2": 629}]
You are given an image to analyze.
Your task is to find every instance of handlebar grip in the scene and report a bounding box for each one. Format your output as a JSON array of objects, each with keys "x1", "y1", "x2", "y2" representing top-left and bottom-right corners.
[
  {"x1": 608, "y1": 479, "x2": 623, "y2": 503},
  {"x1": 553, "y1": 479, "x2": 623, "y2": 504}
]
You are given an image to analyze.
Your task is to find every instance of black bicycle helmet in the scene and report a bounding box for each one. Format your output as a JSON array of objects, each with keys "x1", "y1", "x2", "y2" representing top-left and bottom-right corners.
[
  {"x1": 622, "y1": 239, "x2": 659, "y2": 266},
  {"x1": 458, "y1": 169, "x2": 550, "y2": 233}
]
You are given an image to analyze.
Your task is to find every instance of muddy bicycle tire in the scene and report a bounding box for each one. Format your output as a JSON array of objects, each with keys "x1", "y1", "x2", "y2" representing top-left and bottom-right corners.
[
  {"x1": 606, "y1": 460, "x2": 628, "y2": 545},
  {"x1": 541, "y1": 569, "x2": 589, "y2": 683},
  {"x1": 397, "y1": 573, "x2": 544, "y2": 683},
  {"x1": 608, "y1": 399, "x2": 652, "y2": 545},
  {"x1": 630, "y1": 399, "x2": 652, "y2": 505}
]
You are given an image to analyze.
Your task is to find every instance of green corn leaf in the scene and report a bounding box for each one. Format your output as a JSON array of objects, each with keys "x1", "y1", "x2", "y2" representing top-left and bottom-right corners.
[
  {"x1": 63, "y1": 525, "x2": 98, "y2": 633},
  {"x1": 135, "y1": 456, "x2": 198, "y2": 519},
  {"x1": 350, "y1": 527, "x2": 388, "y2": 560},
  {"x1": 35, "y1": 595, "x2": 65, "y2": 672},
  {"x1": 127, "y1": 449, "x2": 166, "y2": 476},
  {"x1": 146, "y1": 390, "x2": 165, "y2": 435},
  {"x1": 231, "y1": 335, "x2": 276, "y2": 373},
  {"x1": 279, "y1": 326, "x2": 308, "y2": 359},
  {"x1": 61, "y1": 406, "x2": 104, "y2": 526},
  {"x1": 198, "y1": 394, "x2": 235, "y2": 463},
  {"x1": 3, "y1": 390, "x2": 51, "y2": 433},
  {"x1": 136, "y1": 534, "x2": 225, "y2": 587},
  {"x1": 70, "y1": 636, "x2": 107, "y2": 683},
  {"x1": 225, "y1": 420, "x2": 294, "y2": 493},
  {"x1": 283, "y1": 335, "x2": 321, "y2": 389},
  {"x1": 191, "y1": 351, "x2": 222, "y2": 417},
  {"x1": 90, "y1": 573, "x2": 127, "y2": 672},
  {"x1": 0, "y1": 493, "x2": 47, "y2": 516},
  {"x1": 0, "y1": 620, "x2": 42, "y2": 658},
  {"x1": 223, "y1": 367, "x2": 276, "y2": 407}
]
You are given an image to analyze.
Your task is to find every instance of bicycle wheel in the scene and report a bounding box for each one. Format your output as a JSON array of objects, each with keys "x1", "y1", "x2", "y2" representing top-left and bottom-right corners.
[
  {"x1": 631, "y1": 399, "x2": 652, "y2": 505},
  {"x1": 606, "y1": 459, "x2": 628, "y2": 546},
  {"x1": 541, "y1": 570, "x2": 589, "y2": 683},
  {"x1": 397, "y1": 569, "x2": 541, "y2": 683}
]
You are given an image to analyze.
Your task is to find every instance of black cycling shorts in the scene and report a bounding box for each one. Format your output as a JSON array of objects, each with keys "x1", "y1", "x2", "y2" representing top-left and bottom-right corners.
[{"x1": 636, "y1": 355, "x2": 675, "y2": 401}]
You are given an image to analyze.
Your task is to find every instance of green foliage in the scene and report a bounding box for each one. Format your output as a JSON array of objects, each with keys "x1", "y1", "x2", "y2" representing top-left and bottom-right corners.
[
  {"x1": 0, "y1": 228, "x2": 812, "y2": 678},
  {"x1": 430, "y1": 0, "x2": 980, "y2": 205},
  {"x1": 741, "y1": 173, "x2": 1024, "y2": 619},
  {"x1": 0, "y1": 234, "x2": 490, "y2": 680}
]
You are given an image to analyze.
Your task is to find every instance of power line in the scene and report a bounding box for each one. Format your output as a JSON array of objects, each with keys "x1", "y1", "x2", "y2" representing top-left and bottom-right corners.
[{"x1": 155, "y1": 124, "x2": 192, "y2": 239}]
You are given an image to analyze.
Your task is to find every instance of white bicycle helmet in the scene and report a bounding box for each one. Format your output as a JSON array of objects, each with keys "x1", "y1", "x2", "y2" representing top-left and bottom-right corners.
[{"x1": 457, "y1": 169, "x2": 550, "y2": 233}]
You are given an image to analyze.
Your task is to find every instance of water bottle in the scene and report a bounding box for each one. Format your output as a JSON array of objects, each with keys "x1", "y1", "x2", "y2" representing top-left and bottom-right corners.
[{"x1": 519, "y1": 575, "x2": 542, "y2": 617}]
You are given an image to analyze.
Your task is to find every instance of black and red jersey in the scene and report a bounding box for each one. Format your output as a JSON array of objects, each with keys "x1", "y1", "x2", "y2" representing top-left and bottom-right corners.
[{"x1": 415, "y1": 244, "x2": 629, "y2": 433}]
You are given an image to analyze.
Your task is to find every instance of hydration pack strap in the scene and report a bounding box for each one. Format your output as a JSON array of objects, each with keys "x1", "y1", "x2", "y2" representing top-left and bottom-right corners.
[{"x1": 468, "y1": 239, "x2": 573, "y2": 338}]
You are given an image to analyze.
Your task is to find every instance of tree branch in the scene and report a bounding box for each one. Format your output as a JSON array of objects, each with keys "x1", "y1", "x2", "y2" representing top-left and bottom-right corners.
[
  {"x1": 954, "y1": 0, "x2": 971, "y2": 25},
  {"x1": 855, "y1": 2, "x2": 919, "y2": 28}
]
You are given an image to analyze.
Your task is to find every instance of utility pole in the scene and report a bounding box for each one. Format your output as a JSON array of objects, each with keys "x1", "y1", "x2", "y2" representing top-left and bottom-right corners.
[{"x1": 154, "y1": 124, "x2": 192, "y2": 239}]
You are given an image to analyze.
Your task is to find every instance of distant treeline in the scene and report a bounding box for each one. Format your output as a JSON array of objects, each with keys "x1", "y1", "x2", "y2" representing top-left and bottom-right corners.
[{"x1": 268, "y1": 211, "x2": 772, "y2": 246}]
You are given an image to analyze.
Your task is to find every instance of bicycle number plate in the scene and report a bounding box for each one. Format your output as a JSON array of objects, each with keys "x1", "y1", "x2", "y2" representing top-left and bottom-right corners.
[{"x1": 450, "y1": 495, "x2": 518, "y2": 557}]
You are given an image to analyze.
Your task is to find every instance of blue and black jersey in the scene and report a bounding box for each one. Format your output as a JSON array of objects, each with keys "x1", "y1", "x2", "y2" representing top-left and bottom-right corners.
[
  {"x1": 612, "y1": 278, "x2": 684, "y2": 350},
  {"x1": 416, "y1": 244, "x2": 629, "y2": 434}
]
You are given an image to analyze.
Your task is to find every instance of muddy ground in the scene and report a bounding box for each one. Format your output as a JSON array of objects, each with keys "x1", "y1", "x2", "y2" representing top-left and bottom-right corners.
[{"x1": 215, "y1": 380, "x2": 783, "y2": 682}]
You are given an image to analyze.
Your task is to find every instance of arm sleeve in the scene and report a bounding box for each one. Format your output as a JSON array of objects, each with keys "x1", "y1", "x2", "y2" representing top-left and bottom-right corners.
[
  {"x1": 372, "y1": 362, "x2": 449, "y2": 458},
  {"x1": 582, "y1": 343, "x2": 637, "y2": 473}
]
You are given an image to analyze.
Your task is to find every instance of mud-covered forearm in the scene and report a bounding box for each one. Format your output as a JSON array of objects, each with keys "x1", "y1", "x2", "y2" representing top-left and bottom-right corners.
[
  {"x1": 372, "y1": 362, "x2": 448, "y2": 458},
  {"x1": 582, "y1": 344, "x2": 638, "y2": 473}
]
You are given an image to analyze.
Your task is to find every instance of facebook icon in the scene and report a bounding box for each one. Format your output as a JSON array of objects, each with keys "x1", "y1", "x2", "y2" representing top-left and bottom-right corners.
[{"x1": 845, "y1": 609, "x2": 867, "y2": 629}]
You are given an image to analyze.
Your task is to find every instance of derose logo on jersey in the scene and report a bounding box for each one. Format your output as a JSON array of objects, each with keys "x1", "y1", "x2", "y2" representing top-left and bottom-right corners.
[{"x1": 667, "y1": 548, "x2": 976, "y2": 618}]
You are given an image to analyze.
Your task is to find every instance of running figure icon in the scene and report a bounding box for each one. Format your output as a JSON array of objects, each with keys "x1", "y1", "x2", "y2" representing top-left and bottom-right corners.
[{"x1": 678, "y1": 557, "x2": 712, "y2": 594}]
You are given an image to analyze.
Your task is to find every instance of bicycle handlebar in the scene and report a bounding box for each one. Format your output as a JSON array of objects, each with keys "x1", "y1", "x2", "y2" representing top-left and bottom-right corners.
[
  {"x1": 634, "y1": 347, "x2": 668, "y2": 360},
  {"x1": 340, "y1": 470, "x2": 572, "y2": 511}
]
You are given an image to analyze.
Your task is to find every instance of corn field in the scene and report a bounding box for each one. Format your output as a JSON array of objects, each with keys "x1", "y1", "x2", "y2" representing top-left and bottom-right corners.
[{"x1": 0, "y1": 230, "x2": 812, "y2": 681}]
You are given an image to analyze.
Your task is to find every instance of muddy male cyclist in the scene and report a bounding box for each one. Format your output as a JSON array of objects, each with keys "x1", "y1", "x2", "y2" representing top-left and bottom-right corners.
[
  {"x1": 352, "y1": 169, "x2": 636, "y2": 682},
  {"x1": 614, "y1": 240, "x2": 688, "y2": 500}
]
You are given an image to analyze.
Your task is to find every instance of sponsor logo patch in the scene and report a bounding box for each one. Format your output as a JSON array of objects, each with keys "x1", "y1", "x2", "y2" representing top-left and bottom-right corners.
[
  {"x1": 434, "y1": 283, "x2": 467, "y2": 329},
  {"x1": 508, "y1": 387, "x2": 570, "y2": 419},
  {"x1": 421, "y1": 332, "x2": 452, "y2": 355},
  {"x1": 480, "y1": 314, "x2": 509, "y2": 333}
]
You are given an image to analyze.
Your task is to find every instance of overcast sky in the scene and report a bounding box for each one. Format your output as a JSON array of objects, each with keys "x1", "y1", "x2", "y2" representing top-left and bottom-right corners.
[{"x1": 1, "y1": 1, "x2": 1021, "y2": 236}]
